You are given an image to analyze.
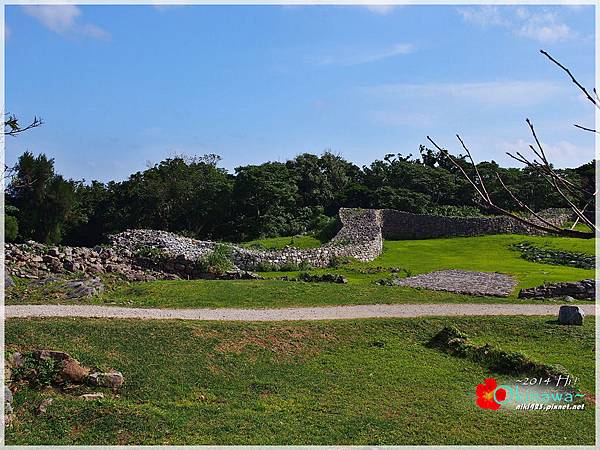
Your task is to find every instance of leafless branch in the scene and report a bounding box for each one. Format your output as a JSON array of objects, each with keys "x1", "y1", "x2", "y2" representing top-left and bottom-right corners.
[
  {"x1": 495, "y1": 172, "x2": 565, "y2": 232},
  {"x1": 427, "y1": 135, "x2": 593, "y2": 238},
  {"x1": 540, "y1": 49, "x2": 598, "y2": 109},
  {"x1": 574, "y1": 124, "x2": 597, "y2": 133}
]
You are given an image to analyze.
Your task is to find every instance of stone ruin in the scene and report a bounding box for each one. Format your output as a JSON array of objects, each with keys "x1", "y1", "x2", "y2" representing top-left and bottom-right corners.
[
  {"x1": 5, "y1": 208, "x2": 382, "y2": 281},
  {"x1": 4, "y1": 207, "x2": 574, "y2": 282}
]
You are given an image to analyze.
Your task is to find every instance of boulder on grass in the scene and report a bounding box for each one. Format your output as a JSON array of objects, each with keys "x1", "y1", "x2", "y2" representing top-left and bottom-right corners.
[
  {"x1": 86, "y1": 371, "x2": 124, "y2": 388},
  {"x1": 558, "y1": 305, "x2": 584, "y2": 326}
]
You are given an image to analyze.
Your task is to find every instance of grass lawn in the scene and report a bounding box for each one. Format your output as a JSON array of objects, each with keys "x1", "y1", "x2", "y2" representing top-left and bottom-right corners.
[
  {"x1": 241, "y1": 235, "x2": 322, "y2": 249},
  {"x1": 4, "y1": 316, "x2": 594, "y2": 445},
  {"x1": 6, "y1": 234, "x2": 594, "y2": 309}
]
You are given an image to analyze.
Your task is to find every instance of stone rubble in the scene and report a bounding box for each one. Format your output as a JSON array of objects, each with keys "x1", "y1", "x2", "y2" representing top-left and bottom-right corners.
[
  {"x1": 5, "y1": 208, "x2": 383, "y2": 280},
  {"x1": 518, "y1": 279, "x2": 595, "y2": 300},
  {"x1": 390, "y1": 269, "x2": 517, "y2": 297}
]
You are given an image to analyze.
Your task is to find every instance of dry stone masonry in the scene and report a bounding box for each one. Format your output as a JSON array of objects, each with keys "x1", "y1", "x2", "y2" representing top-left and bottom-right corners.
[
  {"x1": 518, "y1": 279, "x2": 595, "y2": 300},
  {"x1": 380, "y1": 208, "x2": 572, "y2": 240},
  {"x1": 5, "y1": 207, "x2": 576, "y2": 281}
]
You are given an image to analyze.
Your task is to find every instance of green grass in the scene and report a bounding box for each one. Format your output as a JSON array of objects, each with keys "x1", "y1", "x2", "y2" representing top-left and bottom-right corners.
[
  {"x1": 7, "y1": 234, "x2": 594, "y2": 309},
  {"x1": 241, "y1": 235, "x2": 322, "y2": 250},
  {"x1": 5, "y1": 316, "x2": 594, "y2": 445},
  {"x1": 370, "y1": 234, "x2": 594, "y2": 289}
]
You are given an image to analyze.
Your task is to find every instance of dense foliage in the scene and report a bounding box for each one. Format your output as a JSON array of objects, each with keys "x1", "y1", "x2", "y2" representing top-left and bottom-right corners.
[{"x1": 5, "y1": 147, "x2": 594, "y2": 245}]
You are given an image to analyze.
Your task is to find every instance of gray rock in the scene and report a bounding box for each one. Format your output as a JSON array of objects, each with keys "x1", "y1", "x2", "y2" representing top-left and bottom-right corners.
[
  {"x1": 36, "y1": 398, "x2": 53, "y2": 415},
  {"x1": 5, "y1": 273, "x2": 15, "y2": 288},
  {"x1": 33, "y1": 349, "x2": 72, "y2": 362},
  {"x1": 80, "y1": 392, "x2": 105, "y2": 400},
  {"x1": 9, "y1": 352, "x2": 24, "y2": 368},
  {"x1": 86, "y1": 371, "x2": 124, "y2": 388},
  {"x1": 5, "y1": 386, "x2": 13, "y2": 405},
  {"x1": 64, "y1": 278, "x2": 105, "y2": 299},
  {"x1": 558, "y1": 305, "x2": 585, "y2": 325}
]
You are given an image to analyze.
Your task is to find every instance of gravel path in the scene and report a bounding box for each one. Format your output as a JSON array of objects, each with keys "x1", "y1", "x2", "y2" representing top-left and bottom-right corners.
[{"x1": 5, "y1": 303, "x2": 596, "y2": 322}]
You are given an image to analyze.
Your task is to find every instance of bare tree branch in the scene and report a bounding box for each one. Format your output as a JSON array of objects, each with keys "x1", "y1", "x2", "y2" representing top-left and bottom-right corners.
[
  {"x1": 574, "y1": 124, "x2": 597, "y2": 133},
  {"x1": 540, "y1": 49, "x2": 598, "y2": 109},
  {"x1": 427, "y1": 135, "x2": 593, "y2": 238},
  {"x1": 495, "y1": 172, "x2": 565, "y2": 232},
  {"x1": 456, "y1": 134, "x2": 491, "y2": 202}
]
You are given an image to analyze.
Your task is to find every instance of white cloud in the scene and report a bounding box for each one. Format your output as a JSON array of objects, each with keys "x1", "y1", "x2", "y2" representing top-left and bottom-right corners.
[
  {"x1": 362, "y1": 80, "x2": 563, "y2": 108},
  {"x1": 364, "y1": 6, "x2": 398, "y2": 15},
  {"x1": 516, "y1": 12, "x2": 572, "y2": 44},
  {"x1": 21, "y1": 5, "x2": 110, "y2": 40},
  {"x1": 458, "y1": 6, "x2": 574, "y2": 43},
  {"x1": 311, "y1": 43, "x2": 414, "y2": 66},
  {"x1": 457, "y1": 6, "x2": 508, "y2": 28}
]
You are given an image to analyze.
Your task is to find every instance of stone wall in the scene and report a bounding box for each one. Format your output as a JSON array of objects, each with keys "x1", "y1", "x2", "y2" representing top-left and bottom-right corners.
[
  {"x1": 518, "y1": 279, "x2": 595, "y2": 300},
  {"x1": 5, "y1": 206, "x2": 575, "y2": 281},
  {"x1": 110, "y1": 207, "x2": 384, "y2": 275},
  {"x1": 233, "y1": 208, "x2": 383, "y2": 270},
  {"x1": 380, "y1": 208, "x2": 572, "y2": 240}
]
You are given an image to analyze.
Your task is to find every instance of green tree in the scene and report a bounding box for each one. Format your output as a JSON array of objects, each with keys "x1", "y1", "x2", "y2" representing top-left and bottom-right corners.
[{"x1": 8, "y1": 152, "x2": 76, "y2": 243}]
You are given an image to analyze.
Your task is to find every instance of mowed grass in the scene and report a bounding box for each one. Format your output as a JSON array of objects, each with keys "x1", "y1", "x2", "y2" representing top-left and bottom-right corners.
[
  {"x1": 5, "y1": 316, "x2": 595, "y2": 445},
  {"x1": 241, "y1": 235, "x2": 322, "y2": 249},
  {"x1": 373, "y1": 234, "x2": 594, "y2": 289},
  {"x1": 6, "y1": 234, "x2": 594, "y2": 309}
]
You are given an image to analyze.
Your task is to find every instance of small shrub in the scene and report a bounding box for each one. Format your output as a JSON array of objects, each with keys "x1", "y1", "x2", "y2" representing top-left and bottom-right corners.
[
  {"x1": 328, "y1": 255, "x2": 354, "y2": 268},
  {"x1": 11, "y1": 352, "x2": 59, "y2": 388},
  {"x1": 135, "y1": 246, "x2": 167, "y2": 263},
  {"x1": 280, "y1": 261, "x2": 300, "y2": 272},
  {"x1": 254, "y1": 261, "x2": 281, "y2": 272},
  {"x1": 311, "y1": 215, "x2": 341, "y2": 243},
  {"x1": 299, "y1": 260, "x2": 314, "y2": 271},
  {"x1": 197, "y1": 244, "x2": 234, "y2": 276}
]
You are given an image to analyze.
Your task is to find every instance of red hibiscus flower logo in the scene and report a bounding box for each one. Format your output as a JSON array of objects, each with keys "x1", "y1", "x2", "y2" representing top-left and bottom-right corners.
[{"x1": 476, "y1": 378, "x2": 507, "y2": 410}]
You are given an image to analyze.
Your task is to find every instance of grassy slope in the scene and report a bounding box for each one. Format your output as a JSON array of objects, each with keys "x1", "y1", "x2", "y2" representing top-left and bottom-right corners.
[
  {"x1": 6, "y1": 234, "x2": 594, "y2": 309},
  {"x1": 5, "y1": 316, "x2": 594, "y2": 445}
]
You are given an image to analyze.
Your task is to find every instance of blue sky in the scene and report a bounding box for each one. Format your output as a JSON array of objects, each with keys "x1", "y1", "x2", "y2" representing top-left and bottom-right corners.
[{"x1": 5, "y1": 4, "x2": 596, "y2": 182}]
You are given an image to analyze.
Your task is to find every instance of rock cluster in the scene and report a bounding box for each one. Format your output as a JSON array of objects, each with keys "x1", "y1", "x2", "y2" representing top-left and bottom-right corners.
[
  {"x1": 518, "y1": 279, "x2": 595, "y2": 300},
  {"x1": 4, "y1": 386, "x2": 14, "y2": 426},
  {"x1": 511, "y1": 242, "x2": 595, "y2": 270},
  {"x1": 7, "y1": 349, "x2": 124, "y2": 389},
  {"x1": 275, "y1": 273, "x2": 348, "y2": 283},
  {"x1": 5, "y1": 241, "x2": 163, "y2": 281}
]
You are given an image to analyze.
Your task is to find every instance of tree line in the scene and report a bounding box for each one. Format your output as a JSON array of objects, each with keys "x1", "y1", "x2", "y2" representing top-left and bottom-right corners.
[{"x1": 5, "y1": 147, "x2": 594, "y2": 246}]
